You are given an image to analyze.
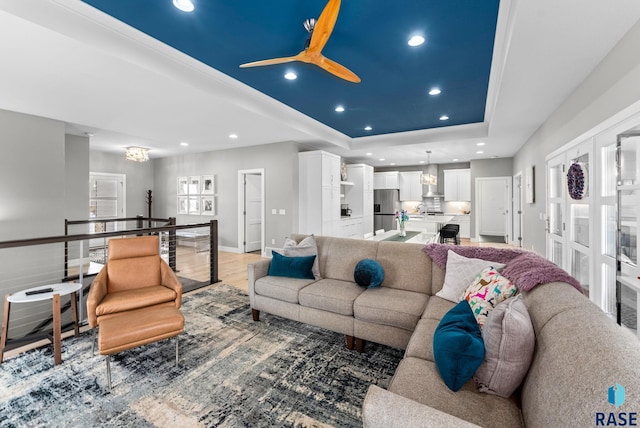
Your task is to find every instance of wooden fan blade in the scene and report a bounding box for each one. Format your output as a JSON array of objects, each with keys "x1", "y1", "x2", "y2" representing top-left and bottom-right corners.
[
  {"x1": 239, "y1": 54, "x2": 301, "y2": 68},
  {"x1": 308, "y1": 0, "x2": 341, "y2": 53},
  {"x1": 317, "y1": 55, "x2": 361, "y2": 83}
]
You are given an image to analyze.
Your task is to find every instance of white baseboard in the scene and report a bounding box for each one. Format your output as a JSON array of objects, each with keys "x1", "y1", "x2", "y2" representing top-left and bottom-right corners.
[{"x1": 219, "y1": 245, "x2": 242, "y2": 253}]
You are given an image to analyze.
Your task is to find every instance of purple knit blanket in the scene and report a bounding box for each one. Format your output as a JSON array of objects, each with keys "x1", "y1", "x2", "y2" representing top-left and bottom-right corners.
[{"x1": 422, "y1": 244, "x2": 583, "y2": 294}]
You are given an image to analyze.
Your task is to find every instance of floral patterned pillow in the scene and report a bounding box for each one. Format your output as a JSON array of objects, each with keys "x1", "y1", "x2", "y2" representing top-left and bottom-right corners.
[{"x1": 460, "y1": 266, "x2": 518, "y2": 327}]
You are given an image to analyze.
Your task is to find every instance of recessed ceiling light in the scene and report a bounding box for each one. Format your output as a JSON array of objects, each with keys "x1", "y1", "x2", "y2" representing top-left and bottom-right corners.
[
  {"x1": 180, "y1": 142, "x2": 189, "y2": 147},
  {"x1": 428, "y1": 88, "x2": 441, "y2": 96},
  {"x1": 229, "y1": 134, "x2": 238, "y2": 139},
  {"x1": 335, "y1": 105, "x2": 345, "y2": 113},
  {"x1": 477, "y1": 142, "x2": 485, "y2": 146},
  {"x1": 379, "y1": 158, "x2": 386, "y2": 161},
  {"x1": 284, "y1": 72, "x2": 297, "y2": 80},
  {"x1": 477, "y1": 151, "x2": 484, "y2": 154},
  {"x1": 364, "y1": 126, "x2": 372, "y2": 131},
  {"x1": 366, "y1": 152, "x2": 373, "y2": 156},
  {"x1": 439, "y1": 115, "x2": 449, "y2": 121},
  {"x1": 419, "y1": 160, "x2": 425, "y2": 164},
  {"x1": 453, "y1": 158, "x2": 459, "y2": 161},
  {"x1": 408, "y1": 35, "x2": 425, "y2": 47},
  {"x1": 491, "y1": 155, "x2": 499, "y2": 158},
  {"x1": 173, "y1": 0, "x2": 194, "y2": 12}
]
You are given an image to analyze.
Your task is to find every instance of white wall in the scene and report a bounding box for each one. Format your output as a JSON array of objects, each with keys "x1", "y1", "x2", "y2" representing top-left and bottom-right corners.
[
  {"x1": 152, "y1": 141, "x2": 301, "y2": 250},
  {"x1": 0, "y1": 109, "x2": 66, "y2": 240},
  {"x1": 514, "y1": 18, "x2": 640, "y2": 254}
]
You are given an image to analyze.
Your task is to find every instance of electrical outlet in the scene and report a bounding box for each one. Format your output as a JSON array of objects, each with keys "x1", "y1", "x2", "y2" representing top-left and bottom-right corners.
[
  {"x1": 271, "y1": 209, "x2": 277, "y2": 215},
  {"x1": 271, "y1": 238, "x2": 275, "y2": 245},
  {"x1": 279, "y1": 209, "x2": 286, "y2": 215}
]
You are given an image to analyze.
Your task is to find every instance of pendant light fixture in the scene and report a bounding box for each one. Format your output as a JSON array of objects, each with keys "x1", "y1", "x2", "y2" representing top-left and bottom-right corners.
[{"x1": 421, "y1": 150, "x2": 437, "y2": 185}]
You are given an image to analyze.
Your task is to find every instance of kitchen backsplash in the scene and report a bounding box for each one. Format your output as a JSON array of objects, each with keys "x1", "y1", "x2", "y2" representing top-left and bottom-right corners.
[{"x1": 401, "y1": 200, "x2": 471, "y2": 214}]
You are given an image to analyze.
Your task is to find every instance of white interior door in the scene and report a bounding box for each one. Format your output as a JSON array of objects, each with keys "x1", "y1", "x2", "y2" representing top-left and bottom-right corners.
[
  {"x1": 476, "y1": 177, "x2": 511, "y2": 242},
  {"x1": 244, "y1": 173, "x2": 262, "y2": 252},
  {"x1": 546, "y1": 153, "x2": 566, "y2": 266},
  {"x1": 89, "y1": 172, "x2": 126, "y2": 249}
]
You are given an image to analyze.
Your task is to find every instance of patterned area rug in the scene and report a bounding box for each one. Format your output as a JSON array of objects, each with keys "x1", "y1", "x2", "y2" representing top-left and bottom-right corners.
[{"x1": 0, "y1": 285, "x2": 402, "y2": 427}]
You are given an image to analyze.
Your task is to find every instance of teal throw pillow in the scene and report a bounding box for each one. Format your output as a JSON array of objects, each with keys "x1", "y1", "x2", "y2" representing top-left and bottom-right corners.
[
  {"x1": 268, "y1": 252, "x2": 316, "y2": 280},
  {"x1": 354, "y1": 259, "x2": 384, "y2": 288},
  {"x1": 433, "y1": 301, "x2": 485, "y2": 392}
]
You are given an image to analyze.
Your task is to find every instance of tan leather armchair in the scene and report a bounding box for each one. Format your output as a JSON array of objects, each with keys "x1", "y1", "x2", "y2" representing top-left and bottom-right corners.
[{"x1": 87, "y1": 235, "x2": 182, "y2": 329}]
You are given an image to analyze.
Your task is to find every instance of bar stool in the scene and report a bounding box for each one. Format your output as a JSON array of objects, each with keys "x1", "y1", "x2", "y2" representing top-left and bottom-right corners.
[{"x1": 439, "y1": 224, "x2": 460, "y2": 245}]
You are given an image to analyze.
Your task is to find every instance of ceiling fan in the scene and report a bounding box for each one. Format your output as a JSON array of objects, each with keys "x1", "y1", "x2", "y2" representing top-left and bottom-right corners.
[{"x1": 239, "y1": 0, "x2": 361, "y2": 83}]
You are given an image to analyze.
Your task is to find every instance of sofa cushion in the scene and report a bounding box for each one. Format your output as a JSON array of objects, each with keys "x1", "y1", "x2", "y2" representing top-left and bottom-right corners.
[
  {"x1": 461, "y1": 266, "x2": 518, "y2": 327},
  {"x1": 283, "y1": 235, "x2": 321, "y2": 279},
  {"x1": 354, "y1": 259, "x2": 385, "y2": 288},
  {"x1": 376, "y1": 242, "x2": 432, "y2": 294},
  {"x1": 436, "y1": 250, "x2": 505, "y2": 303},
  {"x1": 389, "y1": 357, "x2": 523, "y2": 428},
  {"x1": 95, "y1": 285, "x2": 177, "y2": 317},
  {"x1": 298, "y1": 279, "x2": 365, "y2": 316},
  {"x1": 433, "y1": 301, "x2": 485, "y2": 391},
  {"x1": 323, "y1": 237, "x2": 379, "y2": 282},
  {"x1": 404, "y1": 318, "x2": 439, "y2": 361},
  {"x1": 421, "y1": 295, "x2": 455, "y2": 320},
  {"x1": 254, "y1": 275, "x2": 316, "y2": 304},
  {"x1": 474, "y1": 294, "x2": 535, "y2": 398},
  {"x1": 268, "y1": 251, "x2": 316, "y2": 280},
  {"x1": 354, "y1": 287, "x2": 428, "y2": 331}
]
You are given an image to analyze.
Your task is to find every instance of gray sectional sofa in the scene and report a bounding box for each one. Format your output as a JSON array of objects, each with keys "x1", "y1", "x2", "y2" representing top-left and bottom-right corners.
[{"x1": 247, "y1": 234, "x2": 640, "y2": 427}]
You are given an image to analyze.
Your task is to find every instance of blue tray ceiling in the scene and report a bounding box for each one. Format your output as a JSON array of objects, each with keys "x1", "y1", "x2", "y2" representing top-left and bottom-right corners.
[{"x1": 81, "y1": 0, "x2": 499, "y2": 138}]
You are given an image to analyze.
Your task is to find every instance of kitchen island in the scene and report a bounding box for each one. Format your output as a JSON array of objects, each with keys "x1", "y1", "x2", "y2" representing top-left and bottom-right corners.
[{"x1": 365, "y1": 229, "x2": 438, "y2": 244}]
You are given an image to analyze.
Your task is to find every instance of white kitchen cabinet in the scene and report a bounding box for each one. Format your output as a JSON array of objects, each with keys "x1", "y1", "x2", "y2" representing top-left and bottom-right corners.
[
  {"x1": 340, "y1": 216, "x2": 364, "y2": 238},
  {"x1": 399, "y1": 171, "x2": 423, "y2": 201},
  {"x1": 444, "y1": 169, "x2": 471, "y2": 201},
  {"x1": 346, "y1": 164, "x2": 374, "y2": 235},
  {"x1": 374, "y1": 171, "x2": 400, "y2": 189},
  {"x1": 299, "y1": 151, "x2": 341, "y2": 236}
]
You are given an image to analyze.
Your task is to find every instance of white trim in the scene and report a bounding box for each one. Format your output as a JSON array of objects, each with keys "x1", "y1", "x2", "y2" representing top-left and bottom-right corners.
[
  {"x1": 219, "y1": 245, "x2": 242, "y2": 254},
  {"x1": 512, "y1": 171, "x2": 523, "y2": 247},
  {"x1": 237, "y1": 168, "x2": 265, "y2": 254},
  {"x1": 89, "y1": 171, "x2": 127, "y2": 218}
]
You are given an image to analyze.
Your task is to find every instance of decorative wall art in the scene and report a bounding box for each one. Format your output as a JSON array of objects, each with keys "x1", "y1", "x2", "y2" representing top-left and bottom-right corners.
[
  {"x1": 188, "y1": 176, "x2": 201, "y2": 195},
  {"x1": 177, "y1": 177, "x2": 188, "y2": 195},
  {"x1": 177, "y1": 175, "x2": 217, "y2": 215},
  {"x1": 177, "y1": 196, "x2": 188, "y2": 214},
  {"x1": 201, "y1": 175, "x2": 214, "y2": 194},
  {"x1": 525, "y1": 166, "x2": 535, "y2": 204},
  {"x1": 201, "y1": 196, "x2": 215, "y2": 215},
  {"x1": 188, "y1": 196, "x2": 200, "y2": 215},
  {"x1": 567, "y1": 162, "x2": 588, "y2": 200}
]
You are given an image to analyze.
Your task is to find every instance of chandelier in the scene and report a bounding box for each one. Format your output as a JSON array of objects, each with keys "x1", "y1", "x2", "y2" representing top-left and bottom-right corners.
[
  {"x1": 125, "y1": 147, "x2": 150, "y2": 162},
  {"x1": 421, "y1": 150, "x2": 437, "y2": 185}
]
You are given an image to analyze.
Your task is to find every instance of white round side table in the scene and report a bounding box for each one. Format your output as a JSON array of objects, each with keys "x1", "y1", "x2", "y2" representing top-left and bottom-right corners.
[{"x1": 0, "y1": 283, "x2": 82, "y2": 365}]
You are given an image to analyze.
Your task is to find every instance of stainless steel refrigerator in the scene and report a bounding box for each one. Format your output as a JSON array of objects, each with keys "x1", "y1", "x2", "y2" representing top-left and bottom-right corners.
[{"x1": 374, "y1": 189, "x2": 399, "y2": 232}]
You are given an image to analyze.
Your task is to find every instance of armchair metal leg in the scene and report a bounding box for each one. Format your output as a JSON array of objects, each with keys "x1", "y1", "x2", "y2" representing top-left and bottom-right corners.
[
  {"x1": 175, "y1": 336, "x2": 179, "y2": 366},
  {"x1": 105, "y1": 355, "x2": 112, "y2": 390},
  {"x1": 91, "y1": 328, "x2": 97, "y2": 356}
]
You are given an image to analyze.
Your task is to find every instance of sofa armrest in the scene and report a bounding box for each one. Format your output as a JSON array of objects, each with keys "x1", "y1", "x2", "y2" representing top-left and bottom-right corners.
[
  {"x1": 362, "y1": 385, "x2": 480, "y2": 428},
  {"x1": 87, "y1": 267, "x2": 108, "y2": 329},
  {"x1": 247, "y1": 259, "x2": 271, "y2": 307},
  {"x1": 160, "y1": 260, "x2": 183, "y2": 309}
]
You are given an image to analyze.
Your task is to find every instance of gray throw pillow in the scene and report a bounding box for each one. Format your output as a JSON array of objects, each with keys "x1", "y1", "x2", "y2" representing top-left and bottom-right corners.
[
  {"x1": 474, "y1": 294, "x2": 535, "y2": 398},
  {"x1": 283, "y1": 235, "x2": 321, "y2": 279}
]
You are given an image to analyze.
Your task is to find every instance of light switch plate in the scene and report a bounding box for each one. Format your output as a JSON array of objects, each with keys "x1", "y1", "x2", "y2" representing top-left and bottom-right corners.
[{"x1": 279, "y1": 209, "x2": 286, "y2": 215}]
